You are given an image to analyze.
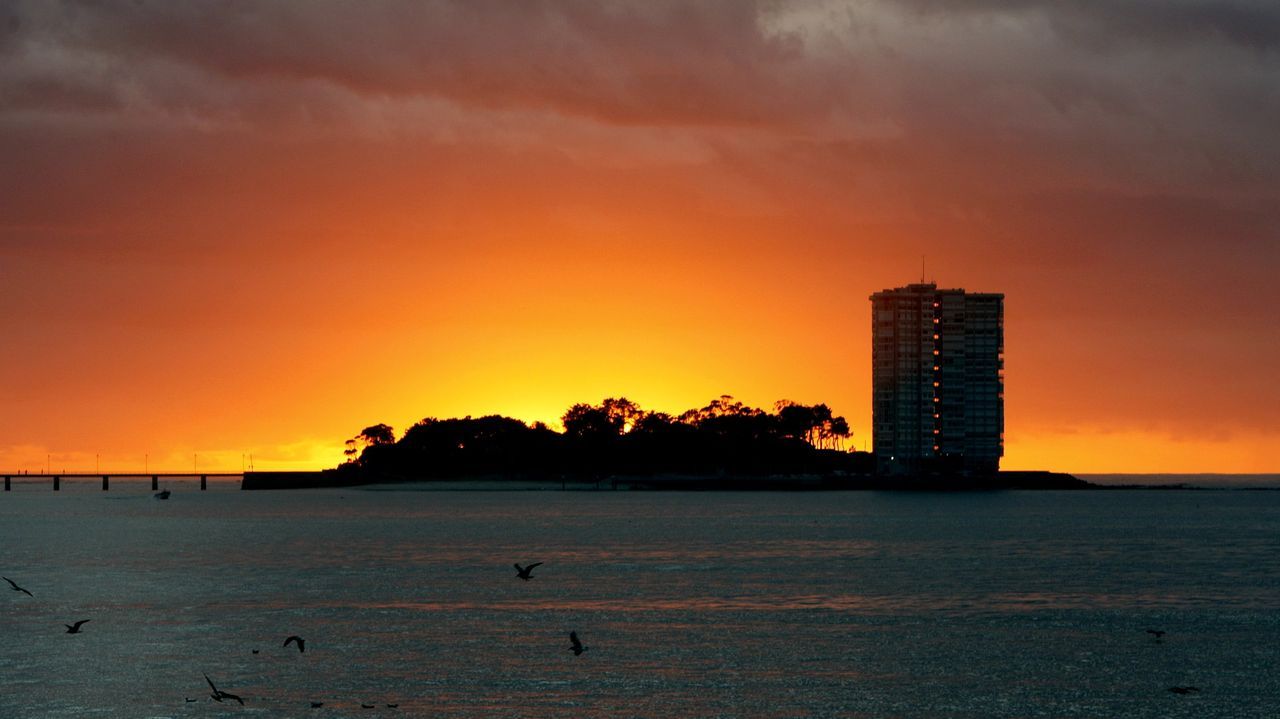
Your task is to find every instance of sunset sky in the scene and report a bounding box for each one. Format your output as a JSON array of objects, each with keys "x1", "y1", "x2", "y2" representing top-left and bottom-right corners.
[{"x1": 2, "y1": 1, "x2": 1278, "y2": 474}]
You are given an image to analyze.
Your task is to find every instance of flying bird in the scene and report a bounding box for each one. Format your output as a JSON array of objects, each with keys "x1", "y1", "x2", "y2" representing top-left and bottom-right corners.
[
  {"x1": 3, "y1": 576, "x2": 33, "y2": 597},
  {"x1": 1168, "y1": 686, "x2": 1201, "y2": 695},
  {"x1": 64, "y1": 620, "x2": 91, "y2": 634},
  {"x1": 386, "y1": 704, "x2": 399, "y2": 708},
  {"x1": 252, "y1": 649, "x2": 260, "y2": 655},
  {"x1": 310, "y1": 702, "x2": 324, "y2": 708},
  {"x1": 283, "y1": 635, "x2": 306, "y2": 653},
  {"x1": 185, "y1": 698, "x2": 197, "y2": 703},
  {"x1": 362, "y1": 703, "x2": 376, "y2": 709},
  {"x1": 1146, "y1": 629, "x2": 1166, "y2": 639},
  {"x1": 569, "y1": 631, "x2": 588, "y2": 656},
  {"x1": 212, "y1": 690, "x2": 244, "y2": 705},
  {"x1": 204, "y1": 673, "x2": 244, "y2": 705},
  {"x1": 514, "y1": 562, "x2": 543, "y2": 581}
]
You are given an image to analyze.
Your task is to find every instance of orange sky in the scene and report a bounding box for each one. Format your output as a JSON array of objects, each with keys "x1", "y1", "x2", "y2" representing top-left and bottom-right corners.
[{"x1": 2, "y1": 1, "x2": 1278, "y2": 474}]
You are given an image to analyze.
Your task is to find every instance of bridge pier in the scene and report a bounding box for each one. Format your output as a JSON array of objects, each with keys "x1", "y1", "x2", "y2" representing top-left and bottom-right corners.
[
  {"x1": 151, "y1": 475, "x2": 159, "y2": 491},
  {"x1": 200, "y1": 475, "x2": 207, "y2": 491},
  {"x1": 53, "y1": 476, "x2": 60, "y2": 491},
  {"x1": 102, "y1": 475, "x2": 109, "y2": 491}
]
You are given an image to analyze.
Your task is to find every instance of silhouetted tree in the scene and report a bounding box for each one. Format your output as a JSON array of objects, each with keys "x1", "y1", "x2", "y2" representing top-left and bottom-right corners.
[
  {"x1": 343, "y1": 423, "x2": 396, "y2": 464},
  {"x1": 562, "y1": 403, "x2": 617, "y2": 439},
  {"x1": 562, "y1": 397, "x2": 645, "y2": 438},
  {"x1": 825, "y1": 415, "x2": 852, "y2": 451},
  {"x1": 775, "y1": 401, "x2": 851, "y2": 450},
  {"x1": 776, "y1": 400, "x2": 818, "y2": 443},
  {"x1": 358, "y1": 424, "x2": 395, "y2": 446},
  {"x1": 633, "y1": 411, "x2": 675, "y2": 434},
  {"x1": 678, "y1": 395, "x2": 763, "y2": 424},
  {"x1": 600, "y1": 397, "x2": 644, "y2": 433}
]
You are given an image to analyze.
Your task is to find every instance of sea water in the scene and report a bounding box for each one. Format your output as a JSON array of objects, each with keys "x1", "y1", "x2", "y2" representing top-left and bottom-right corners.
[{"x1": 1, "y1": 484, "x2": 1277, "y2": 718}]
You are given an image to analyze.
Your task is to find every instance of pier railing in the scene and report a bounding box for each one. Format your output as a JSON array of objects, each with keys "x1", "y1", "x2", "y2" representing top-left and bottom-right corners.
[{"x1": 2, "y1": 473, "x2": 242, "y2": 491}]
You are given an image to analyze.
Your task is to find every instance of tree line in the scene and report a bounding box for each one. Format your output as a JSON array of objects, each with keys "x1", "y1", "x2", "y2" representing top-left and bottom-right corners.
[{"x1": 338, "y1": 395, "x2": 868, "y2": 480}]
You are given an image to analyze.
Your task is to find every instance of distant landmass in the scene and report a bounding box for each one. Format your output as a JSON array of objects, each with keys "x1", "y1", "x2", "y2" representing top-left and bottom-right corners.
[{"x1": 242, "y1": 396, "x2": 1087, "y2": 491}]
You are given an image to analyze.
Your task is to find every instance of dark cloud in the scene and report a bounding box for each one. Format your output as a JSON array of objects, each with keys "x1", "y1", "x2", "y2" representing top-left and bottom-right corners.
[
  {"x1": 3, "y1": 0, "x2": 828, "y2": 128},
  {"x1": 3, "y1": 0, "x2": 1277, "y2": 247},
  {"x1": 1070, "y1": 1, "x2": 1280, "y2": 51},
  {"x1": 898, "y1": 0, "x2": 1280, "y2": 50},
  {"x1": 2, "y1": 1, "x2": 1276, "y2": 176}
]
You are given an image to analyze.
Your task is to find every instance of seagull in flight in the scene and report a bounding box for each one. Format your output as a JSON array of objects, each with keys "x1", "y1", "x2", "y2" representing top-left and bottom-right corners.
[
  {"x1": 569, "y1": 631, "x2": 588, "y2": 656},
  {"x1": 310, "y1": 701, "x2": 324, "y2": 708},
  {"x1": 204, "y1": 673, "x2": 244, "y2": 705},
  {"x1": 514, "y1": 562, "x2": 543, "y2": 581},
  {"x1": 283, "y1": 635, "x2": 306, "y2": 653},
  {"x1": 64, "y1": 619, "x2": 91, "y2": 634},
  {"x1": 3, "y1": 576, "x2": 33, "y2": 597},
  {"x1": 1168, "y1": 686, "x2": 1201, "y2": 695},
  {"x1": 1145, "y1": 629, "x2": 1166, "y2": 639}
]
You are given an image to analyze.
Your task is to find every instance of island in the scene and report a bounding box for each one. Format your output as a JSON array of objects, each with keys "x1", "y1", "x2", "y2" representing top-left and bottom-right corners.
[{"x1": 241, "y1": 396, "x2": 1089, "y2": 491}]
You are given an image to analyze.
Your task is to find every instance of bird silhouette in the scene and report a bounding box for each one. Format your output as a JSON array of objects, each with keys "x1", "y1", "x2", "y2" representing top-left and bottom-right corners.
[
  {"x1": 64, "y1": 620, "x2": 91, "y2": 634},
  {"x1": 283, "y1": 635, "x2": 306, "y2": 653},
  {"x1": 1168, "y1": 686, "x2": 1201, "y2": 695},
  {"x1": 3, "y1": 576, "x2": 33, "y2": 597},
  {"x1": 1146, "y1": 629, "x2": 1166, "y2": 639},
  {"x1": 569, "y1": 631, "x2": 588, "y2": 656},
  {"x1": 386, "y1": 704, "x2": 399, "y2": 708},
  {"x1": 204, "y1": 673, "x2": 244, "y2": 705},
  {"x1": 251, "y1": 649, "x2": 260, "y2": 654},
  {"x1": 310, "y1": 701, "x2": 324, "y2": 708},
  {"x1": 362, "y1": 703, "x2": 376, "y2": 708},
  {"x1": 514, "y1": 562, "x2": 543, "y2": 581},
  {"x1": 185, "y1": 698, "x2": 197, "y2": 703}
]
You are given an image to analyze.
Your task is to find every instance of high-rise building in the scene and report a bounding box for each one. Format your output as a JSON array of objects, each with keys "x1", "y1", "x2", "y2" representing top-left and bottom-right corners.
[{"x1": 870, "y1": 283, "x2": 1004, "y2": 476}]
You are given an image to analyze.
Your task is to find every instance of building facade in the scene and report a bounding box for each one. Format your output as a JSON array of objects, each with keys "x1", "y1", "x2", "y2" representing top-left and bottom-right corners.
[{"x1": 870, "y1": 283, "x2": 1004, "y2": 476}]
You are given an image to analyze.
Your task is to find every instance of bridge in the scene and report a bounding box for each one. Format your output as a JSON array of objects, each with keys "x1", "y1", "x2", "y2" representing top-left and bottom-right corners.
[{"x1": 2, "y1": 473, "x2": 242, "y2": 491}]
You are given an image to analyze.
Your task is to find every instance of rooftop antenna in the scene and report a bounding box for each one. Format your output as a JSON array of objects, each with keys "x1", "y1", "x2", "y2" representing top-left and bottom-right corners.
[{"x1": 921, "y1": 255, "x2": 926, "y2": 284}]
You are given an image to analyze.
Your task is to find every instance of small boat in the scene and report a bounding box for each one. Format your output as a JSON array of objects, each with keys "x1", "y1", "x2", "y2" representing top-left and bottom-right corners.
[{"x1": 154, "y1": 489, "x2": 171, "y2": 500}]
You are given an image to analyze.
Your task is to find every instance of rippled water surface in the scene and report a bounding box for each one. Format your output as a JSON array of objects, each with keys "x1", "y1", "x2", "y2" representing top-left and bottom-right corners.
[{"x1": 2, "y1": 484, "x2": 1278, "y2": 718}]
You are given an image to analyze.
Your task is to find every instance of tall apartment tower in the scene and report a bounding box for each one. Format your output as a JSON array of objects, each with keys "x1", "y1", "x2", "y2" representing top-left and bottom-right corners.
[{"x1": 870, "y1": 283, "x2": 1004, "y2": 476}]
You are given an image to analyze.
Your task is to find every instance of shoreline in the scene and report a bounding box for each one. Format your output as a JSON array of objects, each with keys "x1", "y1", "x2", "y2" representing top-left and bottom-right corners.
[{"x1": 241, "y1": 469, "x2": 1093, "y2": 491}]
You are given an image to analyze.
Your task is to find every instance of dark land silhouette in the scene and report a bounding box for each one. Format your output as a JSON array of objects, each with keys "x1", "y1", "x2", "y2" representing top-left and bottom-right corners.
[{"x1": 241, "y1": 395, "x2": 1086, "y2": 490}]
